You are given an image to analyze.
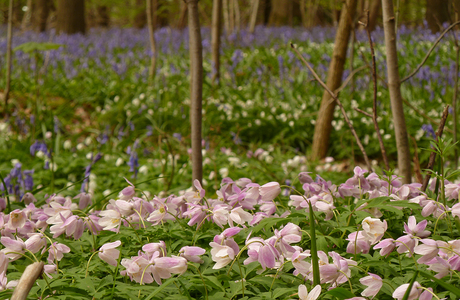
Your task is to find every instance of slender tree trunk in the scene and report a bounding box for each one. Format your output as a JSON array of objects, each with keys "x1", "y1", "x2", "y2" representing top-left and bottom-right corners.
[
  {"x1": 299, "y1": 0, "x2": 306, "y2": 27},
  {"x1": 223, "y1": 0, "x2": 230, "y2": 35},
  {"x1": 21, "y1": 0, "x2": 33, "y2": 31},
  {"x1": 249, "y1": 0, "x2": 259, "y2": 32},
  {"x1": 426, "y1": 0, "x2": 449, "y2": 33},
  {"x1": 133, "y1": 0, "x2": 146, "y2": 28},
  {"x1": 147, "y1": 0, "x2": 157, "y2": 80},
  {"x1": 211, "y1": 0, "x2": 222, "y2": 83},
  {"x1": 177, "y1": 1, "x2": 188, "y2": 29},
  {"x1": 269, "y1": 0, "x2": 292, "y2": 26},
  {"x1": 57, "y1": 0, "x2": 85, "y2": 34},
  {"x1": 35, "y1": 0, "x2": 49, "y2": 32},
  {"x1": 186, "y1": 0, "x2": 203, "y2": 185},
  {"x1": 311, "y1": 0, "x2": 358, "y2": 160},
  {"x1": 229, "y1": 0, "x2": 234, "y2": 34},
  {"x1": 368, "y1": 0, "x2": 381, "y2": 32},
  {"x1": 381, "y1": 0, "x2": 411, "y2": 183},
  {"x1": 4, "y1": 0, "x2": 13, "y2": 116},
  {"x1": 233, "y1": 0, "x2": 240, "y2": 33}
]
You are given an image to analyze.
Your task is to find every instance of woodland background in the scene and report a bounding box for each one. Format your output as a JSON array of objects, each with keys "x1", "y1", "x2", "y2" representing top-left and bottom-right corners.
[{"x1": 0, "y1": 0, "x2": 455, "y2": 35}]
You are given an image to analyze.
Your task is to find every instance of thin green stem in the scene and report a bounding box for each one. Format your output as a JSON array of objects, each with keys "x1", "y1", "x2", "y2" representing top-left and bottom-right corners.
[
  {"x1": 187, "y1": 263, "x2": 208, "y2": 300},
  {"x1": 85, "y1": 251, "x2": 100, "y2": 277}
]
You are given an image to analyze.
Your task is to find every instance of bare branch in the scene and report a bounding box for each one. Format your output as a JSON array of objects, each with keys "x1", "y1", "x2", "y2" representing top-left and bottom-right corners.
[
  {"x1": 364, "y1": 10, "x2": 390, "y2": 170},
  {"x1": 291, "y1": 43, "x2": 373, "y2": 172},
  {"x1": 401, "y1": 21, "x2": 460, "y2": 83},
  {"x1": 354, "y1": 107, "x2": 373, "y2": 118},
  {"x1": 421, "y1": 105, "x2": 450, "y2": 192}
]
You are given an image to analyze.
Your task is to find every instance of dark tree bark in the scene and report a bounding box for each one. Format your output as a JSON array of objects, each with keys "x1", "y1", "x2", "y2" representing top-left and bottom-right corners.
[
  {"x1": 147, "y1": 0, "x2": 157, "y2": 80},
  {"x1": 269, "y1": 0, "x2": 293, "y2": 26},
  {"x1": 34, "y1": 0, "x2": 49, "y2": 32},
  {"x1": 21, "y1": 0, "x2": 33, "y2": 31},
  {"x1": 211, "y1": 0, "x2": 222, "y2": 83},
  {"x1": 311, "y1": 0, "x2": 358, "y2": 160},
  {"x1": 4, "y1": 0, "x2": 13, "y2": 116},
  {"x1": 133, "y1": 0, "x2": 146, "y2": 28},
  {"x1": 248, "y1": 0, "x2": 259, "y2": 32},
  {"x1": 57, "y1": 0, "x2": 85, "y2": 34},
  {"x1": 177, "y1": 1, "x2": 188, "y2": 29},
  {"x1": 381, "y1": 0, "x2": 411, "y2": 183},
  {"x1": 95, "y1": 5, "x2": 109, "y2": 27},
  {"x1": 368, "y1": 0, "x2": 381, "y2": 32},
  {"x1": 185, "y1": 0, "x2": 203, "y2": 185},
  {"x1": 426, "y1": 0, "x2": 449, "y2": 33}
]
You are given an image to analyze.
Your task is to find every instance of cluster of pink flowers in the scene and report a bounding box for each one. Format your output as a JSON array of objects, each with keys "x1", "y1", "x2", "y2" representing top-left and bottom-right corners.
[
  {"x1": 0, "y1": 166, "x2": 459, "y2": 298},
  {"x1": 119, "y1": 241, "x2": 205, "y2": 285}
]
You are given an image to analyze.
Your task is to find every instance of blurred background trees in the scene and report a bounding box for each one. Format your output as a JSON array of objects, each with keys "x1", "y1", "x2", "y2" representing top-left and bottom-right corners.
[{"x1": 0, "y1": 0, "x2": 456, "y2": 33}]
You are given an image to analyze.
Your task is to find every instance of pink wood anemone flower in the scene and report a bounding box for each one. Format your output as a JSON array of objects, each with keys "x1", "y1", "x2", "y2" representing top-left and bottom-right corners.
[
  {"x1": 179, "y1": 246, "x2": 206, "y2": 263},
  {"x1": 298, "y1": 284, "x2": 321, "y2": 300},
  {"x1": 7, "y1": 209, "x2": 26, "y2": 230},
  {"x1": 98, "y1": 240, "x2": 121, "y2": 266},
  {"x1": 392, "y1": 282, "x2": 434, "y2": 300},
  {"x1": 359, "y1": 273, "x2": 382, "y2": 298}
]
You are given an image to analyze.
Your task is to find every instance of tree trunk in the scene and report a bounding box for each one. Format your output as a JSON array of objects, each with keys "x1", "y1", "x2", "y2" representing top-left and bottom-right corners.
[
  {"x1": 211, "y1": 0, "x2": 222, "y2": 83},
  {"x1": 381, "y1": 0, "x2": 411, "y2": 183},
  {"x1": 249, "y1": 0, "x2": 259, "y2": 32},
  {"x1": 426, "y1": 0, "x2": 449, "y2": 33},
  {"x1": 96, "y1": 5, "x2": 109, "y2": 27},
  {"x1": 186, "y1": 0, "x2": 203, "y2": 185},
  {"x1": 21, "y1": 0, "x2": 33, "y2": 31},
  {"x1": 311, "y1": 0, "x2": 358, "y2": 160},
  {"x1": 34, "y1": 0, "x2": 49, "y2": 32},
  {"x1": 223, "y1": 0, "x2": 230, "y2": 35},
  {"x1": 229, "y1": 0, "x2": 234, "y2": 34},
  {"x1": 4, "y1": 0, "x2": 13, "y2": 116},
  {"x1": 269, "y1": 0, "x2": 293, "y2": 26},
  {"x1": 134, "y1": 0, "x2": 146, "y2": 28},
  {"x1": 368, "y1": 0, "x2": 381, "y2": 32},
  {"x1": 57, "y1": 0, "x2": 85, "y2": 34},
  {"x1": 147, "y1": 0, "x2": 157, "y2": 80},
  {"x1": 233, "y1": 0, "x2": 240, "y2": 33},
  {"x1": 177, "y1": 1, "x2": 187, "y2": 29}
]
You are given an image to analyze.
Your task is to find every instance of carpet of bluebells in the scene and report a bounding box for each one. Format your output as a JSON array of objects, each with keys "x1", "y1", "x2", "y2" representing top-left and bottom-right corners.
[{"x1": 0, "y1": 24, "x2": 459, "y2": 299}]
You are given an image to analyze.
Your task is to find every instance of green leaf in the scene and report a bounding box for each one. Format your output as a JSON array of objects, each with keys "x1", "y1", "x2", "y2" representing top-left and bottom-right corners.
[
  {"x1": 271, "y1": 287, "x2": 294, "y2": 299},
  {"x1": 402, "y1": 271, "x2": 419, "y2": 300},
  {"x1": 419, "y1": 270, "x2": 460, "y2": 296},
  {"x1": 144, "y1": 277, "x2": 176, "y2": 300},
  {"x1": 325, "y1": 287, "x2": 356, "y2": 298},
  {"x1": 203, "y1": 275, "x2": 225, "y2": 291},
  {"x1": 14, "y1": 42, "x2": 63, "y2": 53}
]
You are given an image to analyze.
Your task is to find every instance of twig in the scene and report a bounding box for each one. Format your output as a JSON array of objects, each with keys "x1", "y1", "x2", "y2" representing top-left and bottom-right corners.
[
  {"x1": 335, "y1": 65, "x2": 369, "y2": 94},
  {"x1": 291, "y1": 43, "x2": 373, "y2": 172},
  {"x1": 421, "y1": 105, "x2": 450, "y2": 192},
  {"x1": 410, "y1": 136, "x2": 424, "y2": 184},
  {"x1": 323, "y1": 65, "x2": 370, "y2": 109},
  {"x1": 401, "y1": 21, "x2": 460, "y2": 83},
  {"x1": 402, "y1": 97, "x2": 453, "y2": 134},
  {"x1": 11, "y1": 262, "x2": 44, "y2": 300},
  {"x1": 354, "y1": 107, "x2": 372, "y2": 118},
  {"x1": 362, "y1": 10, "x2": 390, "y2": 170}
]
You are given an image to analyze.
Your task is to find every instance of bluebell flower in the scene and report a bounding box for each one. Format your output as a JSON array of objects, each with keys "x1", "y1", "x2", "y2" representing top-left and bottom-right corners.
[
  {"x1": 173, "y1": 133, "x2": 182, "y2": 142},
  {"x1": 23, "y1": 170, "x2": 34, "y2": 191},
  {"x1": 421, "y1": 124, "x2": 436, "y2": 139}
]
